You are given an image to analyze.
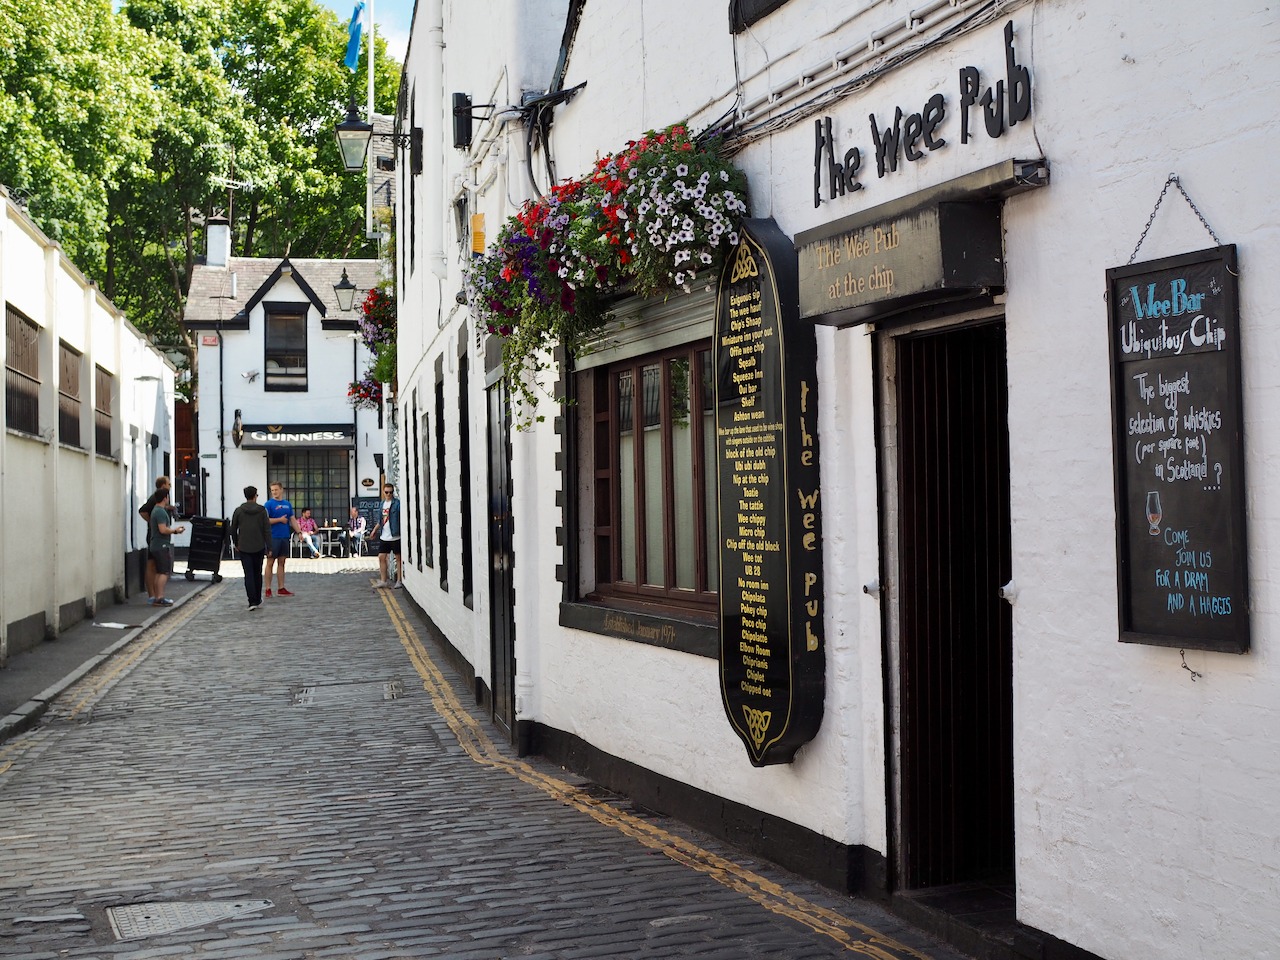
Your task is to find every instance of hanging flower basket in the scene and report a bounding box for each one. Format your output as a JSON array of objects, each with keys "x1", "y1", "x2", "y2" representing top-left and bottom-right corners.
[
  {"x1": 348, "y1": 374, "x2": 383, "y2": 409},
  {"x1": 348, "y1": 284, "x2": 396, "y2": 410},
  {"x1": 466, "y1": 123, "x2": 748, "y2": 423}
]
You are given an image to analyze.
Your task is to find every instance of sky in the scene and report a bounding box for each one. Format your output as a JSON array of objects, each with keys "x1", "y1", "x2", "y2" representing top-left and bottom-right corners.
[{"x1": 319, "y1": 0, "x2": 413, "y2": 65}]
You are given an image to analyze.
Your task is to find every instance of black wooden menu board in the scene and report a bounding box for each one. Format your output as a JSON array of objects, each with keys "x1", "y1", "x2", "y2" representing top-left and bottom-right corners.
[
  {"x1": 715, "y1": 218, "x2": 825, "y2": 766},
  {"x1": 1107, "y1": 245, "x2": 1248, "y2": 653}
]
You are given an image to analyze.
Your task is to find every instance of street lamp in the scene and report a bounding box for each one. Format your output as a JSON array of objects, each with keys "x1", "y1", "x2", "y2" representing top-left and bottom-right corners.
[
  {"x1": 335, "y1": 99, "x2": 374, "y2": 173},
  {"x1": 333, "y1": 268, "x2": 358, "y2": 312}
]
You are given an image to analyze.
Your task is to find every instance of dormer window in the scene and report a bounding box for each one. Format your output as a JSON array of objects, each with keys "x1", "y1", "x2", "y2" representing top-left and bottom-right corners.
[{"x1": 264, "y1": 305, "x2": 307, "y2": 391}]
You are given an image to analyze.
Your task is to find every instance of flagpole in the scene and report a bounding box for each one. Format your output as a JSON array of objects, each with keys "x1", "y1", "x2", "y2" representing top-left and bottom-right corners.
[{"x1": 366, "y1": 0, "x2": 376, "y2": 240}]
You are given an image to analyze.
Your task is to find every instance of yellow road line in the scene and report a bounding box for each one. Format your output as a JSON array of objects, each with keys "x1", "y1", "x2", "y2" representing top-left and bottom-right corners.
[{"x1": 375, "y1": 586, "x2": 930, "y2": 960}]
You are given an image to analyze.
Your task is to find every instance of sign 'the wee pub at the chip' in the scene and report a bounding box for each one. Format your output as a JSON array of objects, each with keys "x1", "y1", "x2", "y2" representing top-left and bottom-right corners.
[{"x1": 715, "y1": 219, "x2": 825, "y2": 766}]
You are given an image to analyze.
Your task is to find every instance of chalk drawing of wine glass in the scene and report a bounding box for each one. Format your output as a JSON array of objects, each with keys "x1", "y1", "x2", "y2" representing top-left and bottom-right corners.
[{"x1": 1145, "y1": 491, "x2": 1162, "y2": 536}]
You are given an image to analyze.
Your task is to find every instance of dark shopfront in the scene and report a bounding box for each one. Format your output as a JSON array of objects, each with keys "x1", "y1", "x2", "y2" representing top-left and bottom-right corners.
[
  {"x1": 237, "y1": 423, "x2": 356, "y2": 524},
  {"x1": 797, "y1": 162, "x2": 1045, "y2": 896}
]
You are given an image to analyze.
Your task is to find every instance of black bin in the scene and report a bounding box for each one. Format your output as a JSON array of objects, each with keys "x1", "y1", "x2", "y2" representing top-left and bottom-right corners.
[{"x1": 184, "y1": 516, "x2": 227, "y2": 582}]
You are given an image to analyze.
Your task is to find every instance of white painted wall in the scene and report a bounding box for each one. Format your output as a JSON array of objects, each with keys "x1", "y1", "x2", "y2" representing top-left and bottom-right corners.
[
  {"x1": 399, "y1": 3, "x2": 1280, "y2": 958},
  {"x1": 1, "y1": 188, "x2": 174, "y2": 660},
  {"x1": 193, "y1": 264, "x2": 384, "y2": 523}
]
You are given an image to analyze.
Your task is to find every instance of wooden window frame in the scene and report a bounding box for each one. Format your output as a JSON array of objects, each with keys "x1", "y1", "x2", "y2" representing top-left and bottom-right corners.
[
  {"x1": 6, "y1": 305, "x2": 40, "y2": 435},
  {"x1": 58, "y1": 340, "x2": 82, "y2": 448},
  {"x1": 94, "y1": 365, "x2": 114, "y2": 456},
  {"x1": 263, "y1": 308, "x2": 308, "y2": 392},
  {"x1": 587, "y1": 340, "x2": 717, "y2": 614}
]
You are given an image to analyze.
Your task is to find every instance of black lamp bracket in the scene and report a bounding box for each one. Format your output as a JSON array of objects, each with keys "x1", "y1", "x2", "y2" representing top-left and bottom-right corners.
[{"x1": 375, "y1": 131, "x2": 413, "y2": 149}]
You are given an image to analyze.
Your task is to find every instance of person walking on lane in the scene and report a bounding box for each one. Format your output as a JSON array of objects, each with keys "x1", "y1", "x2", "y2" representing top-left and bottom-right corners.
[
  {"x1": 138, "y1": 475, "x2": 171, "y2": 604},
  {"x1": 370, "y1": 483, "x2": 403, "y2": 589},
  {"x1": 147, "y1": 488, "x2": 185, "y2": 606},
  {"x1": 263, "y1": 481, "x2": 300, "y2": 597},
  {"x1": 230, "y1": 485, "x2": 272, "y2": 610}
]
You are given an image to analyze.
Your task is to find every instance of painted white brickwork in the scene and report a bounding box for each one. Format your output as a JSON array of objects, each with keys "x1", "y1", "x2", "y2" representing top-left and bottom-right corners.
[
  {"x1": 397, "y1": 3, "x2": 1280, "y2": 958},
  {"x1": 0, "y1": 187, "x2": 175, "y2": 660}
]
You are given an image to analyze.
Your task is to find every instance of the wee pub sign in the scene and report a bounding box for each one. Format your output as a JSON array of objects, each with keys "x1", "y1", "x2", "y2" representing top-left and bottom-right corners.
[{"x1": 715, "y1": 218, "x2": 825, "y2": 766}]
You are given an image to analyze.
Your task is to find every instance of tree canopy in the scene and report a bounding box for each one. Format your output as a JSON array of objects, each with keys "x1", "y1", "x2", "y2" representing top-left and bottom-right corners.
[{"x1": 0, "y1": 0, "x2": 400, "y2": 369}]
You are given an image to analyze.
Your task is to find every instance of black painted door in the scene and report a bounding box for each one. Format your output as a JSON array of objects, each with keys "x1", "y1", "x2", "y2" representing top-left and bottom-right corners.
[
  {"x1": 486, "y1": 379, "x2": 516, "y2": 739},
  {"x1": 896, "y1": 321, "x2": 1013, "y2": 889}
]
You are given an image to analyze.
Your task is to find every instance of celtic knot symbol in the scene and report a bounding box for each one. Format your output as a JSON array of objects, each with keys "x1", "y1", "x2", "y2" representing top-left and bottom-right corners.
[
  {"x1": 730, "y1": 243, "x2": 759, "y2": 284},
  {"x1": 742, "y1": 705, "x2": 772, "y2": 748}
]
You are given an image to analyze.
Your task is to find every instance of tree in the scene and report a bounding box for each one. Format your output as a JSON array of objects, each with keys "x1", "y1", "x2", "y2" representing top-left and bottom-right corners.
[
  {"x1": 221, "y1": 0, "x2": 400, "y2": 260},
  {"x1": 109, "y1": 0, "x2": 264, "y2": 356},
  {"x1": 0, "y1": 0, "x2": 401, "y2": 374},
  {"x1": 0, "y1": 0, "x2": 156, "y2": 275}
]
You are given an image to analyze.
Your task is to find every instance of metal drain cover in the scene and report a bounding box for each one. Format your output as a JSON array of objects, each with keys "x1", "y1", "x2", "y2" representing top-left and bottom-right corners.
[
  {"x1": 293, "y1": 680, "x2": 404, "y2": 705},
  {"x1": 106, "y1": 899, "x2": 272, "y2": 941}
]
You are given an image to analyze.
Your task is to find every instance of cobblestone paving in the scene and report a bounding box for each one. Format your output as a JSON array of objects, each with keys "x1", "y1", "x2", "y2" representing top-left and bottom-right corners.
[{"x1": 0, "y1": 569, "x2": 971, "y2": 959}]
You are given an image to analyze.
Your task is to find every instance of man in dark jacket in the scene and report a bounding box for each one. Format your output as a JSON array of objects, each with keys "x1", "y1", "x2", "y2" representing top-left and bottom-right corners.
[{"x1": 230, "y1": 485, "x2": 272, "y2": 610}]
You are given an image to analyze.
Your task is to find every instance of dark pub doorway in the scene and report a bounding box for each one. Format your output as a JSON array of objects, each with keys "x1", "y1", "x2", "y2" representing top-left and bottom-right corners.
[
  {"x1": 486, "y1": 377, "x2": 517, "y2": 741},
  {"x1": 892, "y1": 320, "x2": 1013, "y2": 890}
]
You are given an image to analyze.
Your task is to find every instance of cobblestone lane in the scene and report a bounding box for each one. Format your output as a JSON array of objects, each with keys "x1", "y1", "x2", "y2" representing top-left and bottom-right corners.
[{"x1": 0, "y1": 570, "x2": 969, "y2": 959}]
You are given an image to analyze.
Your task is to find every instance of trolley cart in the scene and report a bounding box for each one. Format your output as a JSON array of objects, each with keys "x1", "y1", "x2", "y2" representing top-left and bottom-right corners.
[{"x1": 184, "y1": 515, "x2": 227, "y2": 582}]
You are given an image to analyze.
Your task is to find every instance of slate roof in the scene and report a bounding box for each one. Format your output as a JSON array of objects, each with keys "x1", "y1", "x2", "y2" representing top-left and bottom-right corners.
[{"x1": 185, "y1": 257, "x2": 384, "y2": 328}]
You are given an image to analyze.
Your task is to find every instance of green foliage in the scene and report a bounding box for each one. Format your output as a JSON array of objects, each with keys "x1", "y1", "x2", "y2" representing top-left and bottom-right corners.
[
  {"x1": 348, "y1": 283, "x2": 395, "y2": 408},
  {"x1": 0, "y1": 0, "x2": 155, "y2": 271},
  {"x1": 0, "y1": 0, "x2": 400, "y2": 379},
  {"x1": 466, "y1": 123, "x2": 748, "y2": 427}
]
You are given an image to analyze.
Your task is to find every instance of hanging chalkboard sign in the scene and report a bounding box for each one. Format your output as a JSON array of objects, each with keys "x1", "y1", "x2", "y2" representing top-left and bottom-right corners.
[
  {"x1": 715, "y1": 218, "x2": 825, "y2": 766},
  {"x1": 1107, "y1": 245, "x2": 1249, "y2": 653}
]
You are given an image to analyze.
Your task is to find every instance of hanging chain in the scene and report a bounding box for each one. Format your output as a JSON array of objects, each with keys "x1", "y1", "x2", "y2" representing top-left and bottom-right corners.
[
  {"x1": 1128, "y1": 174, "x2": 1223, "y2": 264},
  {"x1": 1180, "y1": 649, "x2": 1204, "y2": 682}
]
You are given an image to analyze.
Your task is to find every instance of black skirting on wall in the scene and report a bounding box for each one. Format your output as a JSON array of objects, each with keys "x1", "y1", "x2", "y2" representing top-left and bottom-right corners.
[{"x1": 530, "y1": 722, "x2": 887, "y2": 899}]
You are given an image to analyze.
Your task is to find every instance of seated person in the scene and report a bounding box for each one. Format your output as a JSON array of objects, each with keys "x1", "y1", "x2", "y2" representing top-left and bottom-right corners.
[
  {"x1": 340, "y1": 506, "x2": 367, "y2": 557},
  {"x1": 298, "y1": 508, "x2": 323, "y2": 558}
]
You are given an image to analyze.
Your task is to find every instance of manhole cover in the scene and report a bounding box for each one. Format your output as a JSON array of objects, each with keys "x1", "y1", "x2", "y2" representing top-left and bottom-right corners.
[
  {"x1": 107, "y1": 899, "x2": 272, "y2": 941},
  {"x1": 292, "y1": 680, "x2": 404, "y2": 705}
]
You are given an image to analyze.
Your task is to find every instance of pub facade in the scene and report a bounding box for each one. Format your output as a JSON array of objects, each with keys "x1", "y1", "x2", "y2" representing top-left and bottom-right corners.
[
  {"x1": 184, "y1": 222, "x2": 386, "y2": 527},
  {"x1": 394, "y1": 3, "x2": 1279, "y2": 958}
]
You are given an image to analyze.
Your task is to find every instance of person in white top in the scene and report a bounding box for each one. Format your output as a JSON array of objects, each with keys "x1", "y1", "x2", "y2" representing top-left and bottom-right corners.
[{"x1": 370, "y1": 483, "x2": 403, "y2": 589}]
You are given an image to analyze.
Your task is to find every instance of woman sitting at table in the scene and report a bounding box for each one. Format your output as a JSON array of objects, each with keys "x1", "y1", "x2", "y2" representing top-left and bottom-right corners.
[{"x1": 298, "y1": 508, "x2": 323, "y2": 558}]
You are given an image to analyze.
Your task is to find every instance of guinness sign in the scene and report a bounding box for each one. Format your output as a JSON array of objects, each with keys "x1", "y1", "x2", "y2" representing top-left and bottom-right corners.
[{"x1": 238, "y1": 423, "x2": 355, "y2": 449}]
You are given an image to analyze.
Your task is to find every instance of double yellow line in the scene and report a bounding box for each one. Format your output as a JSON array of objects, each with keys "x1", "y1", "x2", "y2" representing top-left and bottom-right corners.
[{"x1": 376, "y1": 587, "x2": 930, "y2": 960}]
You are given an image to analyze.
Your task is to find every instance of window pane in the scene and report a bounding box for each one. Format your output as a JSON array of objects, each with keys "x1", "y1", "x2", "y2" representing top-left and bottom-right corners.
[
  {"x1": 59, "y1": 342, "x2": 81, "y2": 447},
  {"x1": 265, "y1": 313, "x2": 307, "y2": 389},
  {"x1": 671, "y1": 358, "x2": 696, "y2": 590},
  {"x1": 617, "y1": 371, "x2": 636, "y2": 583},
  {"x1": 641, "y1": 364, "x2": 664, "y2": 585},
  {"x1": 6, "y1": 307, "x2": 40, "y2": 434},
  {"x1": 95, "y1": 367, "x2": 113, "y2": 455},
  {"x1": 702, "y1": 351, "x2": 718, "y2": 588}
]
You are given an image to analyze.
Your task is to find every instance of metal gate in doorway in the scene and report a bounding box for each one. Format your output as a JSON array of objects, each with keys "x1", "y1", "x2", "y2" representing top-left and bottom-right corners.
[
  {"x1": 486, "y1": 378, "x2": 516, "y2": 740},
  {"x1": 892, "y1": 320, "x2": 1013, "y2": 890}
]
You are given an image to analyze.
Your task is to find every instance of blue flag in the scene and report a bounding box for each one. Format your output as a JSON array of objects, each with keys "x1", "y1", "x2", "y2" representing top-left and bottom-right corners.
[{"x1": 344, "y1": 2, "x2": 365, "y2": 71}]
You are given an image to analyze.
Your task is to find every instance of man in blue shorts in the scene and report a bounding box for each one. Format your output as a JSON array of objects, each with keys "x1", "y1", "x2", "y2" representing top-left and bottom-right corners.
[{"x1": 263, "y1": 481, "x2": 300, "y2": 597}]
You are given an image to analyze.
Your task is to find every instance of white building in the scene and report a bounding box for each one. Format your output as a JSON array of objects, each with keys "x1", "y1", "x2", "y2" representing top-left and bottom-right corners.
[
  {"x1": 1, "y1": 185, "x2": 176, "y2": 661},
  {"x1": 393, "y1": 3, "x2": 1280, "y2": 959},
  {"x1": 185, "y1": 221, "x2": 386, "y2": 528}
]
